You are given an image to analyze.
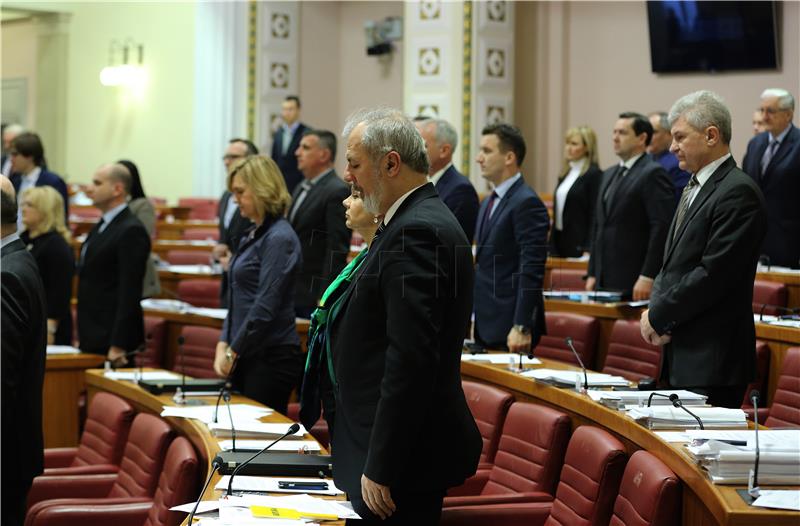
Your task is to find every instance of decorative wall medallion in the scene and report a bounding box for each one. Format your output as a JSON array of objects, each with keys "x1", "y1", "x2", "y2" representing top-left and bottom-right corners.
[
  {"x1": 271, "y1": 13, "x2": 290, "y2": 39},
  {"x1": 486, "y1": 48, "x2": 505, "y2": 78},
  {"x1": 270, "y1": 62, "x2": 289, "y2": 88},
  {"x1": 416, "y1": 104, "x2": 440, "y2": 118},
  {"x1": 486, "y1": 1, "x2": 506, "y2": 23},
  {"x1": 486, "y1": 105, "x2": 505, "y2": 124},
  {"x1": 418, "y1": 47, "x2": 441, "y2": 76},
  {"x1": 419, "y1": 1, "x2": 441, "y2": 21}
]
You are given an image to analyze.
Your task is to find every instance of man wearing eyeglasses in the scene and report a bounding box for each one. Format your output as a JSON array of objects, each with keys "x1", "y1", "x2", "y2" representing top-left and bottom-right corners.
[{"x1": 742, "y1": 88, "x2": 800, "y2": 268}]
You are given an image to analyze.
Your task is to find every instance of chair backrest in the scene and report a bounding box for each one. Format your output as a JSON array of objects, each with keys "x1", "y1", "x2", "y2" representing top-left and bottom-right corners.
[
  {"x1": 177, "y1": 279, "x2": 222, "y2": 308},
  {"x1": 164, "y1": 250, "x2": 212, "y2": 265},
  {"x1": 742, "y1": 341, "x2": 770, "y2": 409},
  {"x1": 462, "y1": 380, "x2": 514, "y2": 465},
  {"x1": 177, "y1": 197, "x2": 219, "y2": 220},
  {"x1": 72, "y1": 392, "x2": 135, "y2": 467},
  {"x1": 549, "y1": 269, "x2": 586, "y2": 290},
  {"x1": 752, "y1": 280, "x2": 788, "y2": 316},
  {"x1": 141, "y1": 316, "x2": 167, "y2": 368},
  {"x1": 609, "y1": 450, "x2": 680, "y2": 526},
  {"x1": 483, "y1": 403, "x2": 571, "y2": 497},
  {"x1": 544, "y1": 426, "x2": 627, "y2": 526},
  {"x1": 765, "y1": 347, "x2": 800, "y2": 428},
  {"x1": 109, "y1": 413, "x2": 174, "y2": 498},
  {"x1": 182, "y1": 228, "x2": 220, "y2": 241},
  {"x1": 143, "y1": 436, "x2": 200, "y2": 526},
  {"x1": 537, "y1": 312, "x2": 599, "y2": 369},
  {"x1": 175, "y1": 325, "x2": 221, "y2": 379},
  {"x1": 603, "y1": 320, "x2": 661, "y2": 382}
]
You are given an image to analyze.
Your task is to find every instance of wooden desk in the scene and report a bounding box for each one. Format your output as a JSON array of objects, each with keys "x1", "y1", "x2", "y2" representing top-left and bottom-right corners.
[
  {"x1": 157, "y1": 269, "x2": 221, "y2": 299},
  {"x1": 155, "y1": 219, "x2": 218, "y2": 240},
  {"x1": 43, "y1": 352, "x2": 105, "y2": 447},
  {"x1": 756, "y1": 270, "x2": 800, "y2": 310},
  {"x1": 460, "y1": 358, "x2": 799, "y2": 526},
  {"x1": 152, "y1": 239, "x2": 217, "y2": 260},
  {"x1": 544, "y1": 256, "x2": 589, "y2": 287}
]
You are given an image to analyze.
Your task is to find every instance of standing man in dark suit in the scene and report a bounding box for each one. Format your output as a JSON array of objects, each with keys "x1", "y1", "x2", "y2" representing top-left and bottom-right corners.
[
  {"x1": 330, "y1": 108, "x2": 481, "y2": 524},
  {"x1": 78, "y1": 164, "x2": 150, "y2": 364},
  {"x1": 271, "y1": 95, "x2": 309, "y2": 194},
  {"x1": 473, "y1": 123, "x2": 549, "y2": 353},
  {"x1": 641, "y1": 91, "x2": 767, "y2": 408},
  {"x1": 9, "y1": 132, "x2": 69, "y2": 222},
  {"x1": 415, "y1": 118, "x2": 480, "y2": 243},
  {"x1": 289, "y1": 129, "x2": 350, "y2": 317},
  {"x1": 586, "y1": 112, "x2": 674, "y2": 300},
  {"x1": 648, "y1": 111, "x2": 691, "y2": 203},
  {"x1": 742, "y1": 88, "x2": 800, "y2": 268},
  {"x1": 214, "y1": 138, "x2": 257, "y2": 307},
  {"x1": 1, "y1": 175, "x2": 47, "y2": 526}
]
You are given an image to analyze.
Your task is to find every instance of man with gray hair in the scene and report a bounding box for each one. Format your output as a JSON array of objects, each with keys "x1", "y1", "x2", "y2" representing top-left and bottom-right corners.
[
  {"x1": 415, "y1": 118, "x2": 479, "y2": 242},
  {"x1": 77, "y1": 163, "x2": 150, "y2": 364},
  {"x1": 641, "y1": 90, "x2": 767, "y2": 408},
  {"x1": 648, "y1": 111, "x2": 691, "y2": 203},
  {"x1": 742, "y1": 88, "x2": 800, "y2": 268},
  {"x1": 328, "y1": 108, "x2": 481, "y2": 523},
  {"x1": 1, "y1": 123, "x2": 24, "y2": 176}
]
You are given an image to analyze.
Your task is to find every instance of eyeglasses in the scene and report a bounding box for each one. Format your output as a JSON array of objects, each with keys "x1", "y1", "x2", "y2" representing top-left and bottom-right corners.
[
  {"x1": 223, "y1": 154, "x2": 245, "y2": 161},
  {"x1": 758, "y1": 107, "x2": 787, "y2": 115}
]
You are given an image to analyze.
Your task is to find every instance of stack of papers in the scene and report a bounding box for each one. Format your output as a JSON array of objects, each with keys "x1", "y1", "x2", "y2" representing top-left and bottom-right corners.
[
  {"x1": 161, "y1": 404, "x2": 271, "y2": 425},
  {"x1": 217, "y1": 440, "x2": 321, "y2": 453},
  {"x1": 543, "y1": 290, "x2": 623, "y2": 302},
  {"x1": 141, "y1": 298, "x2": 192, "y2": 312},
  {"x1": 587, "y1": 390, "x2": 707, "y2": 410},
  {"x1": 46, "y1": 345, "x2": 82, "y2": 355},
  {"x1": 104, "y1": 371, "x2": 180, "y2": 382},
  {"x1": 165, "y1": 264, "x2": 219, "y2": 275},
  {"x1": 461, "y1": 353, "x2": 541, "y2": 365},
  {"x1": 521, "y1": 368, "x2": 630, "y2": 388},
  {"x1": 208, "y1": 422, "x2": 307, "y2": 440},
  {"x1": 687, "y1": 432, "x2": 800, "y2": 484},
  {"x1": 214, "y1": 476, "x2": 344, "y2": 496},
  {"x1": 627, "y1": 406, "x2": 748, "y2": 430}
]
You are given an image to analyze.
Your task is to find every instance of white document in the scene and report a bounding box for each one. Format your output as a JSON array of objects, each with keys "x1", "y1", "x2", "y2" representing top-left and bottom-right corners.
[
  {"x1": 187, "y1": 307, "x2": 228, "y2": 319},
  {"x1": 685, "y1": 429, "x2": 800, "y2": 451},
  {"x1": 522, "y1": 368, "x2": 630, "y2": 387},
  {"x1": 752, "y1": 490, "x2": 800, "y2": 512},
  {"x1": 104, "y1": 371, "x2": 180, "y2": 381},
  {"x1": 140, "y1": 298, "x2": 191, "y2": 312},
  {"x1": 588, "y1": 389, "x2": 707, "y2": 406},
  {"x1": 169, "y1": 500, "x2": 220, "y2": 514},
  {"x1": 215, "y1": 475, "x2": 344, "y2": 496},
  {"x1": 161, "y1": 404, "x2": 271, "y2": 425},
  {"x1": 207, "y1": 422, "x2": 306, "y2": 439},
  {"x1": 461, "y1": 353, "x2": 542, "y2": 365},
  {"x1": 46, "y1": 345, "x2": 81, "y2": 355},
  {"x1": 654, "y1": 431, "x2": 692, "y2": 442},
  {"x1": 165, "y1": 264, "x2": 218, "y2": 274},
  {"x1": 224, "y1": 493, "x2": 358, "y2": 518},
  {"x1": 217, "y1": 439, "x2": 321, "y2": 452}
]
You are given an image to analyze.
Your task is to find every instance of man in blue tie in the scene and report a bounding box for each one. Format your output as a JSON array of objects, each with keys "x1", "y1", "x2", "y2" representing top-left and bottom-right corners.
[{"x1": 271, "y1": 96, "x2": 309, "y2": 193}]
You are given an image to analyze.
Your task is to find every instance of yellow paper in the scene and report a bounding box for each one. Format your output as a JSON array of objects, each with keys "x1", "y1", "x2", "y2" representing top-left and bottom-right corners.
[{"x1": 250, "y1": 505, "x2": 338, "y2": 521}]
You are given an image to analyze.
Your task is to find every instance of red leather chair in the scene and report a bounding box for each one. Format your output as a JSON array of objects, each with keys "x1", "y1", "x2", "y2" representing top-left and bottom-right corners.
[
  {"x1": 752, "y1": 280, "x2": 788, "y2": 316},
  {"x1": 164, "y1": 250, "x2": 212, "y2": 265},
  {"x1": 461, "y1": 380, "x2": 514, "y2": 470},
  {"x1": 536, "y1": 312, "x2": 599, "y2": 369},
  {"x1": 25, "y1": 436, "x2": 198, "y2": 526},
  {"x1": 603, "y1": 319, "x2": 662, "y2": 382},
  {"x1": 441, "y1": 425, "x2": 627, "y2": 526},
  {"x1": 181, "y1": 228, "x2": 219, "y2": 241},
  {"x1": 140, "y1": 316, "x2": 167, "y2": 368},
  {"x1": 445, "y1": 402, "x2": 570, "y2": 505},
  {"x1": 764, "y1": 347, "x2": 800, "y2": 429},
  {"x1": 177, "y1": 198, "x2": 218, "y2": 220},
  {"x1": 609, "y1": 450, "x2": 680, "y2": 526},
  {"x1": 177, "y1": 279, "x2": 221, "y2": 308},
  {"x1": 27, "y1": 413, "x2": 174, "y2": 515},
  {"x1": 742, "y1": 341, "x2": 770, "y2": 420},
  {"x1": 42, "y1": 392, "x2": 135, "y2": 476},
  {"x1": 548, "y1": 269, "x2": 586, "y2": 290},
  {"x1": 173, "y1": 325, "x2": 220, "y2": 379},
  {"x1": 286, "y1": 402, "x2": 330, "y2": 449}
]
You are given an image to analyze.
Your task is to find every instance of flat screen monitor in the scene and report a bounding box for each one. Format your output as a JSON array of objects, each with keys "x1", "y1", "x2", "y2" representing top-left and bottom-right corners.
[{"x1": 647, "y1": 1, "x2": 779, "y2": 73}]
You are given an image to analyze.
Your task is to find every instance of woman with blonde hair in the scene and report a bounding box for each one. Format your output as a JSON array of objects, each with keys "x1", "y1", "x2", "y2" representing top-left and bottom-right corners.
[
  {"x1": 549, "y1": 125, "x2": 603, "y2": 257},
  {"x1": 213, "y1": 155, "x2": 303, "y2": 414},
  {"x1": 20, "y1": 186, "x2": 75, "y2": 345}
]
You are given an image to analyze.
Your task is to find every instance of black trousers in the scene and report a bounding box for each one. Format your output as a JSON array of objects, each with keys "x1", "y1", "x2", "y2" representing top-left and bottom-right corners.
[
  {"x1": 1, "y1": 478, "x2": 31, "y2": 526},
  {"x1": 232, "y1": 344, "x2": 304, "y2": 416},
  {"x1": 688, "y1": 385, "x2": 747, "y2": 409},
  {"x1": 346, "y1": 488, "x2": 445, "y2": 525}
]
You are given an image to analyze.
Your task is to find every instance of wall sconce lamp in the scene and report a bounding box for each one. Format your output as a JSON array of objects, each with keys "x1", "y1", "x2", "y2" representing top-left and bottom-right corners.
[{"x1": 99, "y1": 39, "x2": 146, "y2": 87}]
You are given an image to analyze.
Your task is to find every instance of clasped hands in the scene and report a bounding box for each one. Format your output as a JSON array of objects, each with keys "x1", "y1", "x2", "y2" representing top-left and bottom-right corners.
[
  {"x1": 640, "y1": 309, "x2": 671, "y2": 346},
  {"x1": 213, "y1": 342, "x2": 236, "y2": 377}
]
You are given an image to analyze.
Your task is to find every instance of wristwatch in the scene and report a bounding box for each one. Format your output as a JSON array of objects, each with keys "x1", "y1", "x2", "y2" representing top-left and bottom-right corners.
[
  {"x1": 513, "y1": 324, "x2": 531, "y2": 335},
  {"x1": 225, "y1": 347, "x2": 235, "y2": 362}
]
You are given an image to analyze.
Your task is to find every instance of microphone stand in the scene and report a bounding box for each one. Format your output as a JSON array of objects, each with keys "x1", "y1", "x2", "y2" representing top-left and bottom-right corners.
[
  {"x1": 224, "y1": 391, "x2": 237, "y2": 452},
  {"x1": 173, "y1": 335, "x2": 203, "y2": 406},
  {"x1": 186, "y1": 458, "x2": 220, "y2": 524},
  {"x1": 669, "y1": 393, "x2": 704, "y2": 430},
  {"x1": 748, "y1": 390, "x2": 761, "y2": 498},
  {"x1": 646, "y1": 391, "x2": 674, "y2": 407},
  {"x1": 565, "y1": 337, "x2": 589, "y2": 392},
  {"x1": 226, "y1": 423, "x2": 301, "y2": 496}
]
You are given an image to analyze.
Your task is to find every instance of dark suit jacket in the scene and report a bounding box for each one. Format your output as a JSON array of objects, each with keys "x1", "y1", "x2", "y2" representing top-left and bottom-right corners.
[
  {"x1": 474, "y1": 177, "x2": 550, "y2": 347},
  {"x1": 549, "y1": 164, "x2": 603, "y2": 257},
  {"x1": 741, "y1": 125, "x2": 800, "y2": 268},
  {"x1": 77, "y1": 207, "x2": 150, "y2": 353},
  {"x1": 1, "y1": 238, "x2": 47, "y2": 488},
  {"x1": 435, "y1": 165, "x2": 480, "y2": 243},
  {"x1": 271, "y1": 122, "x2": 309, "y2": 194},
  {"x1": 329, "y1": 183, "x2": 481, "y2": 496},
  {"x1": 587, "y1": 155, "x2": 674, "y2": 296},
  {"x1": 217, "y1": 190, "x2": 254, "y2": 308},
  {"x1": 11, "y1": 169, "x2": 69, "y2": 220},
  {"x1": 652, "y1": 150, "x2": 691, "y2": 203},
  {"x1": 288, "y1": 170, "x2": 351, "y2": 310},
  {"x1": 649, "y1": 157, "x2": 767, "y2": 388}
]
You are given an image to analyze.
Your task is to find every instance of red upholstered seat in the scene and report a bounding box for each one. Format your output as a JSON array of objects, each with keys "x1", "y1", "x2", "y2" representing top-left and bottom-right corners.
[
  {"x1": 441, "y1": 425, "x2": 627, "y2": 526},
  {"x1": 609, "y1": 450, "x2": 680, "y2": 526},
  {"x1": 742, "y1": 341, "x2": 770, "y2": 419},
  {"x1": 42, "y1": 392, "x2": 135, "y2": 476},
  {"x1": 177, "y1": 198, "x2": 218, "y2": 220},
  {"x1": 173, "y1": 325, "x2": 220, "y2": 379},
  {"x1": 765, "y1": 347, "x2": 800, "y2": 429},
  {"x1": 177, "y1": 279, "x2": 221, "y2": 308},
  {"x1": 181, "y1": 228, "x2": 219, "y2": 241},
  {"x1": 140, "y1": 316, "x2": 167, "y2": 368},
  {"x1": 548, "y1": 268, "x2": 586, "y2": 290},
  {"x1": 536, "y1": 312, "x2": 599, "y2": 369},
  {"x1": 164, "y1": 250, "x2": 212, "y2": 265},
  {"x1": 462, "y1": 380, "x2": 514, "y2": 468},
  {"x1": 25, "y1": 437, "x2": 199, "y2": 526},
  {"x1": 286, "y1": 403, "x2": 330, "y2": 449},
  {"x1": 444, "y1": 403, "x2": 570, "y2": 507},
  {"x1": 752, "y1": 280, "x2": 788, "y2": 316},
  {"x1": 27, "y1": 413, "x2": 174, "y2": 515},
  {"x1": 603, "y1": 320, "x2": 662, "y2": 382}
]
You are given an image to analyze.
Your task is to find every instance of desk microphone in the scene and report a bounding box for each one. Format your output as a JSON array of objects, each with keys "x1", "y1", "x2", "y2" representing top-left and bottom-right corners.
[
  {"x1": 226, "y1": 423, "x2": 301, "y2": 496},
  {"x1": 173, "y1": 336, "x2": 203, "y2": 406},
  {"x1": 213, "y1": 354, "x2": 240, "y2": 423},
  {"x1": 748, "y1": 390, "x2": 761, "y2": 498},
  {"x1": 758, "y1": 254, "x2": 771, "y2": 272},
  {"x1": 565, "y1": 337, "x2": 588, "y2": 391},
  {"x1": 646, "y1": 391, "x2": 673, "y2": 407},
  {"x1": 669, "y1": 393, "x2": 704, "y2": 430},
  {"x1": 186, "y1": 457, "x2": 221, "y2": 524}
]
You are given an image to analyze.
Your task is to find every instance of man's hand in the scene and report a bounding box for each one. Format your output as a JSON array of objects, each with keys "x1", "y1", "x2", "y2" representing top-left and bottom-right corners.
[
  {"x1": 585, "y1": 276, "x2": 596, "y2": 292},
  {"x1": 212, "y1": 243, "x2": 230, "y2": 261},
  {"x1": 632, "y1": 276, "x2": 653, "y2": 301},
  {"x1": 107, "y1": 346, "x2": 127, "y2": 367},
  {"x1": 213, "y1": 342, "x2": 235, "y2": 377},
  {"x1": 507, "y1": 327, "x2": 532, "y2": 354},
  {"x1": 640, "y1": 309, "x2": 671, "y2": 346},
  {"x1": 361, "y1": 474, "x2": 396, "y2": 520}
]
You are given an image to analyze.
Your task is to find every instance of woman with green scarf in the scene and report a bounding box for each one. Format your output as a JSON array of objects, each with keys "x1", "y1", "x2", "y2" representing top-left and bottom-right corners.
[{"x1": 299, "y1": 185, "x2": 382, "y2": 439}]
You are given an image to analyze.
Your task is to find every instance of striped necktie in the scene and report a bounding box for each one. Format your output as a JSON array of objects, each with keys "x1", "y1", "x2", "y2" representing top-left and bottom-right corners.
[{"x1": 673, "y1": 175, "x2": 699, "y2": 240}]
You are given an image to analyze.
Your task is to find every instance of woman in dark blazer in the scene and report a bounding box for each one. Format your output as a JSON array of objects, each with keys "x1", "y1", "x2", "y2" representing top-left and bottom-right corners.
[
  {"x1": 549, "y1": 125, "x2": 603, "y2": 257},
  {"x1": 212, "y1": 155, "x2": 303, "y2": 415},
  {"x1": 19, "y1": 186, "x2": 75, "y2": 345}
]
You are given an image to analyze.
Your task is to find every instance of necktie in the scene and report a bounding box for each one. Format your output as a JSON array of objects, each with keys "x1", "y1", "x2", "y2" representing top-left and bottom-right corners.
[
  {"x1": 478, "y1": 191, "x2": 498, "y2": 240},
  {"x1": 672, "y1": 174, "x2": 699, "y2": 240},
  {"x1": 289, "y1": 181, "x2": 312, "y2": 222},
  {"x1": 760, "y1": 140, "x2": 779, "y2": 176},
  {"x1": 603, "y1": 165, "x2": 628, "y2": 206},
  {"x1": 281, "y1": 127, "x2": 291, "y2": 156}
]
